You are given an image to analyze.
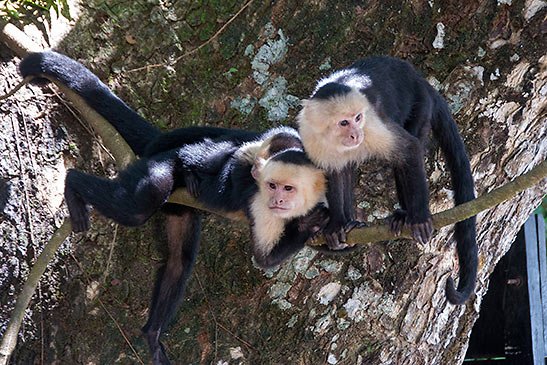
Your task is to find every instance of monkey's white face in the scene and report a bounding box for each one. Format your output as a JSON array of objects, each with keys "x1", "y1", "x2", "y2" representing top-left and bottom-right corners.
[
  {"x1": 257, "y1": 160, "x2": 326, "y2": 219},
  {"x1": 265, "y1": 179, "x2": 303, "y2": 218},
  {"x1": 332, "y1": 110, "x2": 365, "y2": 150},
  {"x1": 298, "y1": 89, "x2": 396, "y2": 170}
]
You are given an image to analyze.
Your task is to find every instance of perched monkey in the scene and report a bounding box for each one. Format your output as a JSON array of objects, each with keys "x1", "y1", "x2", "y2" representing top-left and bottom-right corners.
[
  {"x1": 297, "y1": 56, "x2": 477, "y2": 304},
  {"x1": 20, "y1": 51, "x2": 330, "y2": 364},
  {"x1": 63, "y1": 127, "x2": 329, "y2": 266}
]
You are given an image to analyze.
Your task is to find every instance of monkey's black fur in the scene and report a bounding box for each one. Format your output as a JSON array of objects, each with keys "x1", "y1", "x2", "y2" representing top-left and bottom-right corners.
[
  {"x1": 20, "y1": 51, "x2": 329, "y2": 364},
  {"x1": 302, "y1": 56, "x2": 477, "y2": 304}
]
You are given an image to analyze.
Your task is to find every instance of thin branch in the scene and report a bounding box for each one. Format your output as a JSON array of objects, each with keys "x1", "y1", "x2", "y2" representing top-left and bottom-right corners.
[
  {"x1": 70, "y1": 253, "x2": 145, "y2": 365},
  {"x1": 0, "y1": 219, "x2": 72, "y2": 364},
  {"x1": 338, "y1": 159, "x2": 547, "y2": 245},
  {"x1": 0, "y1": 76, "x2": 34, "y2": 101},
  {"x1": 126, "y1": 0, "x2": 256, "y2": 73},
  {"x1": 195, "y1": 273, "x2": 255, "y2": 352},
  {"x1": 0, "y1": 73, "x2": 135, "y2": 168}
]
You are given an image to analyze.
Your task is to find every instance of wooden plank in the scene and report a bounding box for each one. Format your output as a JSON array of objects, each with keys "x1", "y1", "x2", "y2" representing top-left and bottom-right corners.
[
  {"x1": 535, "y1": 214, "x2": 547, "y2": 356},
  {"x1": 524, "y1": 215, "x2": 546, "y2": 364}
]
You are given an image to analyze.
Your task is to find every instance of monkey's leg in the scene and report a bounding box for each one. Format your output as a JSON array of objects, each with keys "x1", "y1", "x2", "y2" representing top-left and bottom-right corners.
[
  {"x1": 182, "y1": 168, "x2": 200, "y2": 198},
  {"x1": 142, "y1": 206, "x2": 201, "y2": 365},
  {"x1": 64, "y1": 154, "x2": 175, "y2": 232},
  {"x1": 323, "y1": 170, "x2": 349, "y2": 249},
  {"x1": 342, "y1": 164, "x2": 355, "y2": 223}
]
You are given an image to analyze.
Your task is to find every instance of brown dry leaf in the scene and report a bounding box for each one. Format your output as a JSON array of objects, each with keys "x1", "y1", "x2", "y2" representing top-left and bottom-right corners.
[{"x1": 125, "y1": 34, "x2": 137, "y2": 45}]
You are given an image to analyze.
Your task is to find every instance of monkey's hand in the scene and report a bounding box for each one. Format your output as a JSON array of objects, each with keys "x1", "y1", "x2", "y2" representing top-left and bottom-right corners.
[
  {"x1": 183, "y1": 169, "x2": 200, "y2": 198},
  {"x1": 385, "y1": 209, "x2": 433, "y2": 245},
  {"x1": 385, "y1": 209, "x2": 407, "y2": 236},
  {"x1": 310, "y1": 218, "x2": 362, "y2": 254},
  {"x1": 322, "y1": 220, "x2": 350, "y2": 250},
  {"x1": 298, "y1": 204, "x2": 329, "y2": 238},
  {"x1": 65, "y1": 187, "x2": 90, "y2": 232}
]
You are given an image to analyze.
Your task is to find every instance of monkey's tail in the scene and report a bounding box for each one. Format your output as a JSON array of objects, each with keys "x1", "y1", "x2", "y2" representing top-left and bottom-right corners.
[
  {"x1": 431, "y1": 94, "x2": 478, "y2": 305},
  {"x1": 19, "y1": 51, "x2": 161, "y2": 155}
]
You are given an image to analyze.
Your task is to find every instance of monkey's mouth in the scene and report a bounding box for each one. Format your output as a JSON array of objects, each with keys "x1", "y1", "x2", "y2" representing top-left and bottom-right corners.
[
  {"x1": 342, "y1": 142, "x2": 361, "y2": 149},
  {"x1": 339, "y1": 141, "x2": 362, "y2": 152},
  {"x1": 269, "y1": 206, "x2": 289, "y2": 211}
]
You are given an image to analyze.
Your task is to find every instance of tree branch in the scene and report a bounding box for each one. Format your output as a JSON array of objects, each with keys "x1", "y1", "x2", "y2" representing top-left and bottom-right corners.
[
  {"x1": 0, "y1": 220, "x2": 72, "y2": 364},
  {"x1": 341, "y1": 159, "x2": 546, "y2": 244}
]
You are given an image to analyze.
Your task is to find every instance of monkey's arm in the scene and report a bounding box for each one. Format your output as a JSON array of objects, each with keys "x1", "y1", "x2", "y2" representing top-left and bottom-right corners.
[
  {"x1": 387, "y1": 135, "x2": 433, "y2": 244},
  {"x1": 253, "y1": 204, "x2": 329, "y2": 268},
  {"x1": 322, "y1": 170, "x2": 351, "y2": 249}
]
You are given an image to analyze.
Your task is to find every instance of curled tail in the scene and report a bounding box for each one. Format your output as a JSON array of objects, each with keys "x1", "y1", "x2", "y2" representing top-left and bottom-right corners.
[
  {"x1": 431, "y1": 93, "x2": 478, "y2": 305},
  {"x1": 19, "y1": 51, "x2": 161, "y2": 155}
]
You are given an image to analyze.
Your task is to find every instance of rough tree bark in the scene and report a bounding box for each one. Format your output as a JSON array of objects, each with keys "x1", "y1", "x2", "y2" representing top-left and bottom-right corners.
[{"x1": 0, "y1": 1, "x2": 545, "y2": 364}]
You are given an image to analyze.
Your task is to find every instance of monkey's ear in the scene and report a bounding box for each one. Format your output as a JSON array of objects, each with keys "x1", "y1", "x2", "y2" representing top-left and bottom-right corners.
[
  {"x1": 251, "y1": 164, "x2": 259, "y2": 180},
  {"x1": 251, "y1": 157, "x2": 266, "y2": 180}
]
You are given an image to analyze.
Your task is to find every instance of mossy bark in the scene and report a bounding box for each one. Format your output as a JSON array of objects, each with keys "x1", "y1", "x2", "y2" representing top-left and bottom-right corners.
[{"x1": 0, "y1": 0, "x2": 545, "y2": 364}]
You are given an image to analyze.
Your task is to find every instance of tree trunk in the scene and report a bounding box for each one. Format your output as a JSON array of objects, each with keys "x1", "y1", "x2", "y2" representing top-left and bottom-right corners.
[{"x1": 0, "y1": 0, "x2": 545, "y2": 363}]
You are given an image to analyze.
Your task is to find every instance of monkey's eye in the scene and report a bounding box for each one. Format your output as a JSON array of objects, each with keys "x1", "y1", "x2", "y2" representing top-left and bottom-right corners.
[
  {"x1": 269, "y1": 182, "x2": 276, "y2": 190},
  {"x1": 284, "y1": 185, "x2": 293, "y2": 191},
  {"x1": 340, "y1": 120, "x2": 349, "y2": 126},
  {"x1": 355, "y1": 113, "x2": 362, "y2": 122}
]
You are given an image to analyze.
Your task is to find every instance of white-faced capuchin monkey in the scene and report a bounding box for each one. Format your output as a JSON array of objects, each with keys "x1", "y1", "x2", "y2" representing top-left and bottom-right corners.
[
  {"x1": 20, "y1": 51, "x2": 332, "y2": 364},
  {"x1": 297, "y1": 56, "x2": 477, "y2": 305}
]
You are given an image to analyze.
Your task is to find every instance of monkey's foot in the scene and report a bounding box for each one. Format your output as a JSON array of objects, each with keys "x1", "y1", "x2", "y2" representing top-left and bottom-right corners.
[
  {"x1": 409, "y1": 218, "x2": 433, "y2": 245},
  {"x1": 385, "y1": 210, "x2": 433, "y2": 245},
  {"x1": 344, "y1": 220, "x2": 366, "y2": 233},
  {"x1": 322, "y1": 228, "x2": 349, "y2": 250},
  {"x1": 183, "y1": 169, "x2": 200, "y2": 198},
  {"x1": 65, "y1": 189, "x2": 90, "y2": 232},
  {"x1": 151, "y1": 343, "x2": 171, "y2": 365},
  {"x1": 385, "y1": 209, "x2": 408, "y2": 236},
  {"x1": 144, "y1": 330, "x2": 171, "y2": 365},
  {"x1": 315, "y1": 220, "x2": 365, "y2": 250}
]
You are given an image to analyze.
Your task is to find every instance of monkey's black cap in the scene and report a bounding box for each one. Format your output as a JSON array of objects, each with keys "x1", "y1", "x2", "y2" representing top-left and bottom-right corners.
[
  {"x1": 311, "y1": 82, "x2": 352, "y2": 100},
  {"x1": 270, "y1": 149, "x2": 313, "y2": 166}
]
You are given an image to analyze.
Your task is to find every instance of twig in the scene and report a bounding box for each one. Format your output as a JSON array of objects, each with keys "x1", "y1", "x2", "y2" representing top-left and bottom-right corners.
[
  {"x1": 126, "y1": 0, "x2": 256, "y2": 73},
  {"x1": 47, "y1": 86, "x2": 116, "y2": 162},
  {"x1": 195, "y1": 272, "x2": 219, "y2": 360},
  {"x1": 195, "y1": 273, "x2": 255, "y2": 352},
  {"x1": 0, "y1": 76, "x2": 34, "y2": 101},
  {"x1": 39, "y1": 284, "x2": 44, "y2": 365},
  {"x1": 18, "y1": 100, "x2": 57, "y2": 218},
  {"x1": 70, "y1": 253, "x2": 145, "y2": 365},
  {"x1": 102, "y1": 224, "x2": 118, "y2": 284}
]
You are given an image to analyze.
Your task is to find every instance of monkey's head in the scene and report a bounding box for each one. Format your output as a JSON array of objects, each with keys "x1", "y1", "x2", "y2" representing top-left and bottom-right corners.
[
  {"x1": 298, "y1": 84, "x2": 367, "y2": 148},
  {"x1": 297, "y1": 84, "x2": 373, "y2": 171},
  {"x1": 252, "y1": 149, "x2": 326, "y2": 219}
]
